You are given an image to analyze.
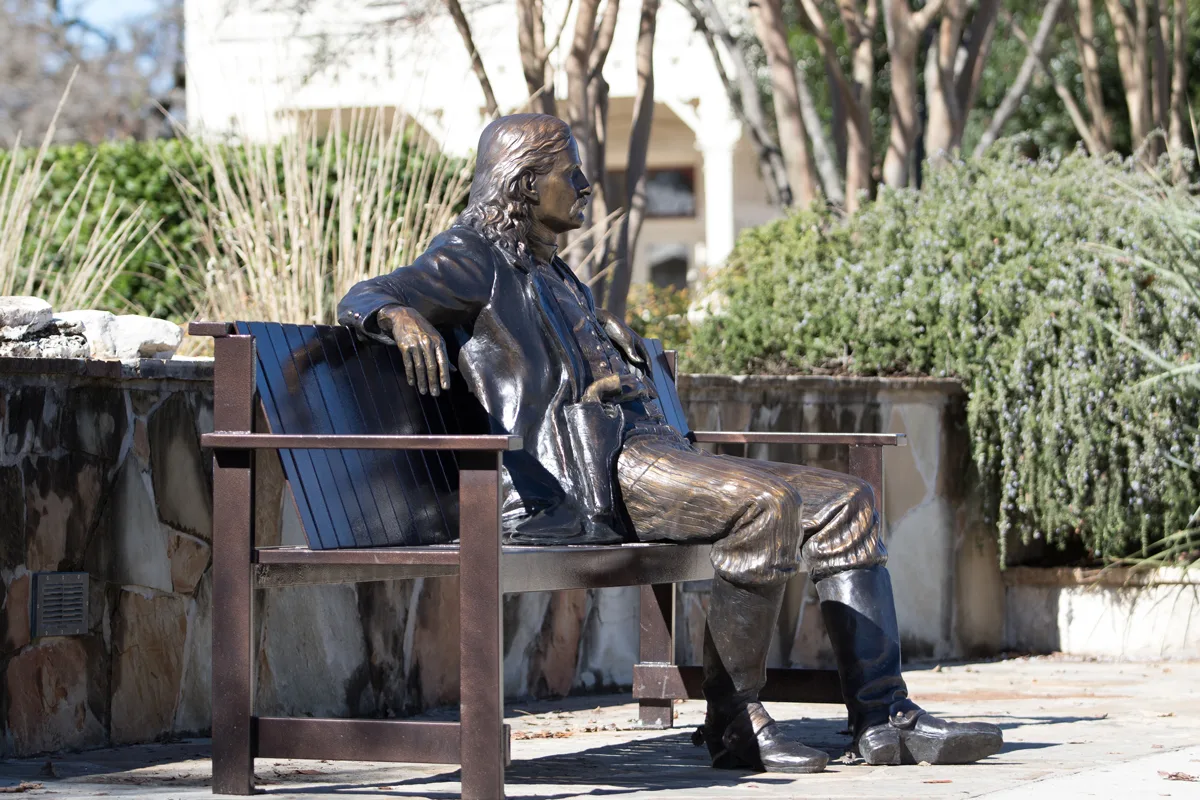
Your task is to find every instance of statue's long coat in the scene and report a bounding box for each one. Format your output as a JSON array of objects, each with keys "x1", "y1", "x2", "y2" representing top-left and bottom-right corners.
[{"x1": 338, "y1": 224, "x2": 634, "y2": 544}]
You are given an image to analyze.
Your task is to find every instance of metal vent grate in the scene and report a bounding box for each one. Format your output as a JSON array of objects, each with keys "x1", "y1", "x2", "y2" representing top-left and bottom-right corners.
[{"x1": 32, "y1": 572, "x2": 89, "y2": 638}]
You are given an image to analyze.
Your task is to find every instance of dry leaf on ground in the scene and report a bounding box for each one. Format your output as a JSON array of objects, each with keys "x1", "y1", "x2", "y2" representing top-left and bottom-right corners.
[
  {"x1": 1160, "y1": 771, "x2": 1199, "y2": 782},
  {"x1": 0, "y1": 783, "x2": 44, "y2": 794}
]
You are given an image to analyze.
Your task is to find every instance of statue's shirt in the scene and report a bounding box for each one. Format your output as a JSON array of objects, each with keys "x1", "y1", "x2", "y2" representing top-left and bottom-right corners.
[
  {"x1": 532, "y1": 258, "x2": 670, "y2": 436},
  {"x1": 338, "y1": 224, "x2": 676, "y2": 542}
]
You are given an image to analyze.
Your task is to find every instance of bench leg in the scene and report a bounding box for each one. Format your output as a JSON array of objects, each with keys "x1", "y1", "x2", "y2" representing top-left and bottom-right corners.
[
  {"x1": 638, "y1": 583, "x2": 675, "y2": 728},
  {"x1": 848, "y1": 444, "x2": 885, "y2": 525},
  {"x1": 212, "y1": 335, "x2": 257, "y2": 795},
  {"x1": 459, "y1": 452, "x2": 506, "y2": 799}
]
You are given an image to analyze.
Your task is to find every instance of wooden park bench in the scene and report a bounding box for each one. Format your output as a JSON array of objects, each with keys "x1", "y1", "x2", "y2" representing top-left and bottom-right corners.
[{"x1": 191, "y1": 321, "x2": 905, "y2": 799}]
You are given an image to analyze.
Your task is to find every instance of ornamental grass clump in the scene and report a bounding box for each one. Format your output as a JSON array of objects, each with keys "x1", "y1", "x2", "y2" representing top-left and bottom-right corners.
[
  {"x1": 0, "y1": 87, "x2": 155, "y2": 312},
  {"x1": 174, "y1": 108, "x2": 470, "y2": 329},
  {"x1": 688, "y1": 142, "x2": 1200, "y2": 562}
]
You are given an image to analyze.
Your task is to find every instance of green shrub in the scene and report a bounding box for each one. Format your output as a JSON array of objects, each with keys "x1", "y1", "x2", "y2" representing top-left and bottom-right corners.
[
  {"x1": 628, "y1": 282, "x2": 692, "y2": 347},
  {"x1": 688, "y1": 143, "x2": 1200, "y2": 562},
  {"x1": 0, "y1": 138, "x2": 212, "y2": 317}
]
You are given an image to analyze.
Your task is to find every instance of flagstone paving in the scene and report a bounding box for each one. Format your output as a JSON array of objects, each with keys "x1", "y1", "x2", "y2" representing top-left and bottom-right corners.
[{"x1": 2, "y1": 655, "x2": 1198, "y2": 799}]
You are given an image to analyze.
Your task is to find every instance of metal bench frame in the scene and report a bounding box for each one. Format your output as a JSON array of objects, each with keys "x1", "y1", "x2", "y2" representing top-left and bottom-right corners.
[{"x1": 192, "y1": 322, "x2": 904, "y2": 799}]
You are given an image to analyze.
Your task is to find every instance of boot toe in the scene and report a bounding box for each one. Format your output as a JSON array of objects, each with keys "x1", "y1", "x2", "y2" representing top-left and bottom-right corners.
[
  {"x1": 719, "y1": 704, "x2": 829, "y2": 774},
  {"x1": 858, "y1": 724, "x2": 902, "y2": 766},
  {"x1": 897, "y1": 715, "x2": 1003, "y2": 765}
]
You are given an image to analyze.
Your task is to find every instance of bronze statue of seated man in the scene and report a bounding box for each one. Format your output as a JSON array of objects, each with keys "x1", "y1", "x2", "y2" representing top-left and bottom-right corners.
[{"x1": 338, "y1": 113, "x2": 1003, "y2": 773}]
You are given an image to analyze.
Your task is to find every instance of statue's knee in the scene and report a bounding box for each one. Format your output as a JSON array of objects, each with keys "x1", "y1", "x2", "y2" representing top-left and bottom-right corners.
[
  {"x1": 847, "y1": 476, "x2": 876, "y2": 517},
  {"x1": 757, "y1": 480, "x2": 805, "y2": 561},
  {"x1": 751, "y1": 480, "x2": 803, "y2": 532}
]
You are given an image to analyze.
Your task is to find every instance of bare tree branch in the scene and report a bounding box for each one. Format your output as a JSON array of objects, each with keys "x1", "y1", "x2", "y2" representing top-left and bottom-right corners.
[
  {"x1": 1168, "y1": 0, "x2": 1191, "y2": 180},
  {"x1": 589, "y1": 0, "x2": 622, "y2": 78},
  {"x1": 442, "y1": 0, "x2": 500, "y2": 118},
  {"x1": 608, "y1": 0, "x2": 659, "y2": 317},
  {"x1": 977, "y1": 0, "x2": 1106, "y2": 157},
  {"x1": 910, "y1": 0, "x2": 948, "y2": 34},
  {"x1": 1072, "y1": 0, "x2": 1112, "y2": 150},
  {"x1": 751, "y1": 0, "x2": 820, "y2": 204},
  {"x1": 676, "y1": 0, "x2": 792, "y2": 207}
]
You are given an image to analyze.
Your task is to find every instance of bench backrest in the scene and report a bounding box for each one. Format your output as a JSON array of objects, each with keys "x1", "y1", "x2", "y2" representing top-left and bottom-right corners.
[{"x1": 240, "y1": 322, "x2": 689, "y2": 550}]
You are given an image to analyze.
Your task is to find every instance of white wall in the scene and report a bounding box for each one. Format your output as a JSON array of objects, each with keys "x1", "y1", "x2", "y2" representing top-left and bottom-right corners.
[{"x1": 184, "y1": 0, "x2": 779, "y2": 276}]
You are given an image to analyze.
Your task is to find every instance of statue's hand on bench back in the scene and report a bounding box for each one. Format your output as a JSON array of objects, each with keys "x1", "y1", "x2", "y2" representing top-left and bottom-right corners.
[{"x1": 378, "y1": 304, "x2": 452, "y2": 396}]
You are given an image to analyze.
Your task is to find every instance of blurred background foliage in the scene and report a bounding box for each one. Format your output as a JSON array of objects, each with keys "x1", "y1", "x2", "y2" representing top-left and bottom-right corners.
[{"x1": 683, "y1": 144, "x2": 1199, "y2": 562}]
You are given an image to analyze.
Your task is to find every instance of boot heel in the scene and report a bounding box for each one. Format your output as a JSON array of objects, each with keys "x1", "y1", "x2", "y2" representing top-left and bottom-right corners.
[{"x1": 858, "y1": 726, "x2": 901, "y2": 766}]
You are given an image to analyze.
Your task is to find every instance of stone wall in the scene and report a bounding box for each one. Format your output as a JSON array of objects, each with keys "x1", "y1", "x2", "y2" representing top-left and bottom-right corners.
[
  {"x1": 0, "y1": 359, "x2": 214, "y2": 757},
  {"x1": 0, "y1": 361, "x2": 1002, "y2": 757},
  {"x1": 0, "y1": 358, "x2": 642, "y2": 757}
]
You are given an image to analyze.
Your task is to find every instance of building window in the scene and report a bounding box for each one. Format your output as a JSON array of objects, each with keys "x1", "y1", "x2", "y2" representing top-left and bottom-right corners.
[
  {"x1": 605, "y1": 168, "x2": 696, "y2": 218},
  {"x1": 646, "y1": 243, "x2": 690, "y2": 289}
]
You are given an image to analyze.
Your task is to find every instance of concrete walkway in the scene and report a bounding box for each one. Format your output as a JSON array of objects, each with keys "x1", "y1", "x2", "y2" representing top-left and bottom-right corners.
[{"x1": 2, "y1": 656, "x2": 1198, "y2": 799}]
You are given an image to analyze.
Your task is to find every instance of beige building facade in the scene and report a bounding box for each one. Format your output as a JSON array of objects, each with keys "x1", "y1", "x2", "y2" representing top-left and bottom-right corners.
[{"x1": 184, "y1": 0, "x2": 780, "y2": 287}]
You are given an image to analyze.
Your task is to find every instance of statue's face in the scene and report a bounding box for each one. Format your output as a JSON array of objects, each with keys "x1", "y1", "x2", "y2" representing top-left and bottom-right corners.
[{"x1": 530, "y1": 137, "x2": 591, "y2": 234}]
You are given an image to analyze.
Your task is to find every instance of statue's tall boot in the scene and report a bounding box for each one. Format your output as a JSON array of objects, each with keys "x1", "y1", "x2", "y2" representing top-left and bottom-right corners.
[
  {"x1": 696, "y1": 574, "x2": 829, "y2": 773},
  {"x1": 816, "y1": 566, "x2": 1003, "y2": 765}
]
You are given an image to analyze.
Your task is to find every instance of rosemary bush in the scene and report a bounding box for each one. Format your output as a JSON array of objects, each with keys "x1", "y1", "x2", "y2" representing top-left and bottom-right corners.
[{"x1": 688, "y1": 143, "x2": 1200, "y2": 562}]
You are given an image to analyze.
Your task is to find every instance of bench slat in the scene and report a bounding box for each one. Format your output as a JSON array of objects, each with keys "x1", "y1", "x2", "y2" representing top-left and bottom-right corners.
[
  {"x1": 692, "y1": 431, "x2": 907, "y2": 446},
  {"x1": 642, "y1": 339, "x2": 691, "y2": 438},
  {"x1": 203, "y1": 433, "x2": 524, "y2": 450},
  {"x1": 324, "y1": 326, "x2": 435, "y2": 544},
  {"x1": 238, "y1": 322, "x2": 463, "y2": 549},
  {"x1": 349, "y1": 327, "x2": 456, "y2": 544},
  {"x1": 272, "y1": 323, "x2": 363, "y2": 548},
  {"x1": 246, "y1": 322, "x2": 341, "y2": 549},
  {"x1": 292, "y1": 323, "x2": 395, "y2": 547}
]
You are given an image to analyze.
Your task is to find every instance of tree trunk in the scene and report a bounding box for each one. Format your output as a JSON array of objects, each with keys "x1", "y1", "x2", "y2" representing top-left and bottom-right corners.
[
  {"x1": 798, "y1": 0, "x2": 876, "y2": 210},
  {"x1": 1104, "y1": 0, "x2": 1154, "y2": 156},
  {"x1": 443, "y1": 0, "x2": 500, "y2": 118},
  {"x1": 924, "y1": 0, "x2": 965, "y2": 163},
  {"x1": 586, "y1": 75, "x2": 612, "y2": 301},
  {"x1": 796, "y1": 65, "x2": 845, "y2": 206},
  {"x1": 975, "y1": 0, "x2": 1073, "y2": 156},
  {"x1": 607, "y1": 0, "x2": 658, "y2": 319},
  {"x1": 954, "y1": 0, "x2": 1000, "y2": 131},
  {"x1": 882, "y1": 2, "x2": 920, "y2": 187},
  {"x1": 563, "y1": 0, "x2": 610, "y2": 281},
  {"x1": 1073, "y1": 0, "x2": 1112, "y2": 151},
  {"x1": 1152, "y1": 0, "x2": 1171, "y2": 135},
  {"x1": 751, "y1": 0, "x2": 821, "y2": 205},
  {"x1": 845, "y1": 0, "x2": 878, "y2": 209},
  {"x1": 882, "y1": 0, "x2": 944, "y2": 188},
  {"x1": 679, "y1": 0, "x2": 792, "y2": 208},
  {"x1": 516, "y1": 0, "x2": 563, "y2": 115},
  {"x1": 1168, "y1": 0, "x2": 1190, "y2": 182},
  {"x1": 925, "y1": 0, "x2": 1001, "y2": 156}
]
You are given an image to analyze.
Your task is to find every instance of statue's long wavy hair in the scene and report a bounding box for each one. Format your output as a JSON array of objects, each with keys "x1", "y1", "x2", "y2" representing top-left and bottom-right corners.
[{"x1": 456, "y1": 114, "x2": 572, "y2": 263}]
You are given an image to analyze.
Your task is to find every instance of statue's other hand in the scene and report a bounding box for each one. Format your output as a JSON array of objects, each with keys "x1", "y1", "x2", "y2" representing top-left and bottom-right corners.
[
  {"x1": 595, "y1": 308, "x2": 649, "y2": 369},
  {"x1": 378, "y1": 305, "x2": 451, "y2": 396}
]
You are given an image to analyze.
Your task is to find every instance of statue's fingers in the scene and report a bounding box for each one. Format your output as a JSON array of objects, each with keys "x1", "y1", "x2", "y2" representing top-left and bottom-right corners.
[
  {"x1": 399, "y1": 343, "x2": 418, "y2": 387},
  {"x1": 435, "y1": 339, "x2": 451, "y2": 391},
  {"x1": 419, "y1": 337, "x2": 441, "y2": 397},
  {"x1": 634, "y1": 339, "x2": 650, "y2": 367},
  {"x1": 410, "y1": 345, "x2": 430, "y2": 395}
]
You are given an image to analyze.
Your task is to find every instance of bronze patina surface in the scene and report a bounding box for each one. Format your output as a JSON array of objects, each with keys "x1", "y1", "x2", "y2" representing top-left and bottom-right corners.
[{"x1": 338, "y1": 113, "x2": 1004, "y2": 773}]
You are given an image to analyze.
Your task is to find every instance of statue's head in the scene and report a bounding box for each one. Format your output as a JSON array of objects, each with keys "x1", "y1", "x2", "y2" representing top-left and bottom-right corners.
[{"x1": 458, "y1": 113, "x2": 591, "y2": 258}]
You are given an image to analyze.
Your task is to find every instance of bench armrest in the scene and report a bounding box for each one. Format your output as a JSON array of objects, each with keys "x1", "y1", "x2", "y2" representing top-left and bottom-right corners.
[
  {"x1": 690, "y1": 432, "x2": 906, "y2": 447},
  {"x1": 201, "y1": 432, "x2": 524, "y2": 451}
]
